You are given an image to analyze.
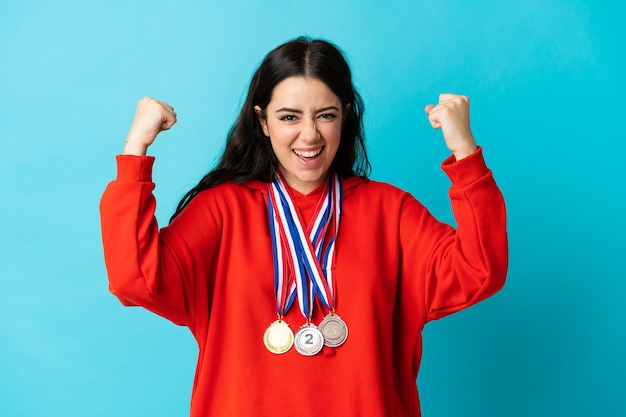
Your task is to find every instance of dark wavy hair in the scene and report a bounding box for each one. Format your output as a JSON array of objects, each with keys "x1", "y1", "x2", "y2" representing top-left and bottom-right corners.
[{"x1": 170, "y1": 37, "x2": 370, "y2": 222}]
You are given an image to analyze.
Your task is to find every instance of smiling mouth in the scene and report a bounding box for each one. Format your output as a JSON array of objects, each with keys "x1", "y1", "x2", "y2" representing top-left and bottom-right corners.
[{"x1": 293, "y1": 147, "x2": 323, "y2": 159}]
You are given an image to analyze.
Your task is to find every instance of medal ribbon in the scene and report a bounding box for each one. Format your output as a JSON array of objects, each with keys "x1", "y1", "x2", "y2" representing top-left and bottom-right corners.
[
  {"x1": 273, "y1": 175, "x2": 332, "y2": 315},
  {"x1": 310, "y1": 173, "x2": 343, "y2": 308},
  {"x1": 321, "y1": 174, "x2": 343, "y2": 306},
  {"x1": 268, "y1": 173, "x2": 343, "y2": 320},
  {"x1": 267, "y1": 190, "x2": 297, "y2": 317}
]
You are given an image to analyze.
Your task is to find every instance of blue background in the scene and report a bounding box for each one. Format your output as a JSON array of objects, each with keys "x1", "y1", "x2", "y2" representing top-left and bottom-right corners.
[{"x1": 1, "y1": 0, "x2": 624, "y2": 416}]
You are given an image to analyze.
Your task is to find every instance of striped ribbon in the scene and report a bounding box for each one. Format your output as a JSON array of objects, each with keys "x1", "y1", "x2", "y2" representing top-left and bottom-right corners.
[{"x1": 267, "y1": 173, "x2": 343, "y2": 319}]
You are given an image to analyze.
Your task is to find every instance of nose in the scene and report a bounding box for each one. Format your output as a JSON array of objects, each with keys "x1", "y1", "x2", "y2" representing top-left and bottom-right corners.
[{"x1": 300, "y1": 117, "x2": 319, "y2": 142}]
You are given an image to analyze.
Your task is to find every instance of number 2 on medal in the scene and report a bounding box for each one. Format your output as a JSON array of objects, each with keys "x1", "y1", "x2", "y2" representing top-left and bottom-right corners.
[{"x1": 304, "y1": 332, "x2": 314, "y2": 345}]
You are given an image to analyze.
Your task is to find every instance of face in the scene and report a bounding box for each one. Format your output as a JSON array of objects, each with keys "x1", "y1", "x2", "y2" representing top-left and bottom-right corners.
[{"x1": 256, "y1": 76, "x2": 345, "y2": 194}]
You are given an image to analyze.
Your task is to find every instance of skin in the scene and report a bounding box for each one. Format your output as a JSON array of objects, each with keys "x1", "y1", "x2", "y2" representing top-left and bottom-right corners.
[
  {"x1": 123, "y1": 96, "x2": 177, "y2": 156},
  {"x1": 122, "y1": 88, "x2": 478, "y2": 180},
  {"x1": 254, "y1": 76, "x2": 346, "y2": 194},
  {"x1": 424, "y1": 93, "x2": 477, "y2": 160}
]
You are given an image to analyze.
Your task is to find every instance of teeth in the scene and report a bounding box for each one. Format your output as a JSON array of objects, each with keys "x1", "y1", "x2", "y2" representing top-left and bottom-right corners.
[{"x1": 294, "y1": 148, "x2": 322, "y2": 158}]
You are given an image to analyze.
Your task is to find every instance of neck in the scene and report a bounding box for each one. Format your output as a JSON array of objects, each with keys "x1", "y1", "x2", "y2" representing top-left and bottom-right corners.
[{"x1": 278, "y1": 171, "x2": 329, "y2": 195}]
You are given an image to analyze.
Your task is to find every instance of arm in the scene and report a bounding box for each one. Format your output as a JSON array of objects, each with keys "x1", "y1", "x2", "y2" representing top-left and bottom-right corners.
[
  {"x1": 428, "y1": 149, "x2": 507, "y2": 321},
  {"x1": 415, "y1": 94, "x2": 507, "y2": 320},
  {"x1": 100, "y1": 98, "x2": 197, "y2": 326}
]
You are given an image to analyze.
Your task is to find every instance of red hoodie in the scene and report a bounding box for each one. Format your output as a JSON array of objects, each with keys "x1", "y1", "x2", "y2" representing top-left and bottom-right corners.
[{"x1": 100, "y1": 147, "x2": 507, "y2": 416}]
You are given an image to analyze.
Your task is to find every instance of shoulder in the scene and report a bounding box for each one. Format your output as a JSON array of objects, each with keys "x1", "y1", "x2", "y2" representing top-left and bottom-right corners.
[
  {"x1": 341, "y1": 177, "x2": 428, "y2": 221},
  {"x1": 343, "y1": 176, "x2": 413, "y2": 201},
  {"x1": 170, "y1": 181, "x2": 267, "y2": 230},
  {"x1": 191, "y1": 181, "x2": 266, "y2": 207}
]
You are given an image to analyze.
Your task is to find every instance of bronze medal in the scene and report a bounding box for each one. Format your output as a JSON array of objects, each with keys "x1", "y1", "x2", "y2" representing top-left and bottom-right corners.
[{"x1": 319, "y1": 313, "x2": 348, "y2": 347}]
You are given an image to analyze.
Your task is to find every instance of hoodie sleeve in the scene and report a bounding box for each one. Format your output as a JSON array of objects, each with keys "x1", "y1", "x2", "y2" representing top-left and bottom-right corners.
[
  {"x1": 399, "y1": 147, "x2": 508, "y2": 322},
  {"x1": 99, "y1": 155, "x2": 216, "y2": 326}
]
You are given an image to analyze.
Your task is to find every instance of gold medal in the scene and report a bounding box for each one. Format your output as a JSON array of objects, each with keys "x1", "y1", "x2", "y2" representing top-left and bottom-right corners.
[{"x1": 263, "y1": 320, "x2": 294, "y2": 354}]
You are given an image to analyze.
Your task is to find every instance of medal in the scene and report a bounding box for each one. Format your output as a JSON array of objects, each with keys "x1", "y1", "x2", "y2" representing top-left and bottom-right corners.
[
  {"x1": 267, "y1": 173, "x2": 348, "y2": 354},
  {"x1": 294, "y1": 323, "x2": 324, "y2": 356},
  {"x1": 318, "y1": 313, "x2": 348, "y2": 348},
  {"x1": 264, "y1": 320, "x2": 294, "y2": 354},
  {"x1": 265, "y1": 188, "x2": 297, "y2": 354}
]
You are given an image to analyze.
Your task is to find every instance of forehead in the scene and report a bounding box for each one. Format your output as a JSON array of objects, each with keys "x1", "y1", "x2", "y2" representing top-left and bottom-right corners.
[{"x1": 268, "y1": 76, "x2": 340, "y2": 107}]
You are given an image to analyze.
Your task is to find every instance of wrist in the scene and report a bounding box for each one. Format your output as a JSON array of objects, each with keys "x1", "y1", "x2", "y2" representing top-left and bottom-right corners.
[
  {"x1": 452, "y1": 144, "x2": 478, "y2": 161},
  {"x1": 122, "y1": 139, "x2": 149, "y2": 156}
]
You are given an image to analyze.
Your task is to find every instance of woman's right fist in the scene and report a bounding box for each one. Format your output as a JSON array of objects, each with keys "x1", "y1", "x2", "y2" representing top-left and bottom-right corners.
[{"x1": 123, "y1": 97, "x2": 177, "y2": 155}]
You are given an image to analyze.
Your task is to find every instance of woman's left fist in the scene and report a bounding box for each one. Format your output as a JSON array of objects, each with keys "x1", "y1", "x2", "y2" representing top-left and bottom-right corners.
[{"x1": 425, "y1": 93, "x2": 478, "y2": 160}]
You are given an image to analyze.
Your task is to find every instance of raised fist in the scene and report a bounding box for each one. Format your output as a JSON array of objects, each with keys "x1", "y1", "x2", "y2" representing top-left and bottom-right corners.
[
  {"x1": 425, "y1": 94, "x2": 477, "y2": 160},
  {"x1": 123, "y1": 97, "x2": 177, "y2": 155}
]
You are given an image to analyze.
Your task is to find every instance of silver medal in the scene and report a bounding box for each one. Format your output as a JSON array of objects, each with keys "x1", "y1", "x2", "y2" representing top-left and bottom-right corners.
[
  {"x1": 319, "y1": 313, "x2": 348, "y2": 347},
  {"x1": 263, "y1": 320, "x2": 294, "y2": 354},
  {"x1": 294, "y1": 323, "x2": 324, "y2": 356}
]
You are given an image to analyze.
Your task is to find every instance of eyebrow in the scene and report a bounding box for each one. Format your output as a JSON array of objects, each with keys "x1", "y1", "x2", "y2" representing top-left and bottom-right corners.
[{"x1": 275, "y1": 106, "x2": 340, "y2": 114}]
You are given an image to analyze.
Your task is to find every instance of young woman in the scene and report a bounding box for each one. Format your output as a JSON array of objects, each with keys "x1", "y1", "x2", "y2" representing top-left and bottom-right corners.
[{"x1": 100, "y1": 37, "x2": 507, "y2": 417}]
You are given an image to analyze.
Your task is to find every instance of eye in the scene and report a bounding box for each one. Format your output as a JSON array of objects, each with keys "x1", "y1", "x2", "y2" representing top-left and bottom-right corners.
[
  {"x1": 279, "y1": 114, "x2": 297, "y2": 122},
  {"x1": 318, "y1": 113, "x2": 337, "y2": 120}
]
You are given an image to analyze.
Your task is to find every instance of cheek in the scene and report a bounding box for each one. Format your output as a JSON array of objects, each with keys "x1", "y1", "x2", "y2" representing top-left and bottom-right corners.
[
  {"x1": 268, "y1": 132, "x2": 293, "y2": 155},
  {"x1": 269, "y1": 124, "x2": 299, "y2": 143},
  {"x1": 325, "y1": 125, "x2": 343, "y2": 147}
]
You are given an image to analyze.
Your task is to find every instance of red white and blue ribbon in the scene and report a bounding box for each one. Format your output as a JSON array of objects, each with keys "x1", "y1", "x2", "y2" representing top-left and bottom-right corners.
[
  {"x1": 267, "y1": 189, "x2": 296, "y2": 318},
  {"x1": 267, "y1": 173, "x2": 343, "y2": 320}
]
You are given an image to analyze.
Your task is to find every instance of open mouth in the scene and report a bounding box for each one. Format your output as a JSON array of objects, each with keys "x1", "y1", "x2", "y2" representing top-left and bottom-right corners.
[{"x1": 293, "y1": 147, "x2": 324, "y2": 161}]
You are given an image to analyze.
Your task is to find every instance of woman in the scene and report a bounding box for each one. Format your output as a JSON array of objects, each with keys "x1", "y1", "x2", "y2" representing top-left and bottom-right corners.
[{"x1": 100, "y1": 37, "x2": 507, "y2": 416}]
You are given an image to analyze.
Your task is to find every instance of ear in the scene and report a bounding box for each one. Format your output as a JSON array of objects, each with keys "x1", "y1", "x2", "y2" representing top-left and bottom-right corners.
[
  {"x1": 342, "y1": 103, "x2": 352, "y2": 128},
  {"x1": 254, "y1": 105, "x2": 270, "y2": 137}
]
